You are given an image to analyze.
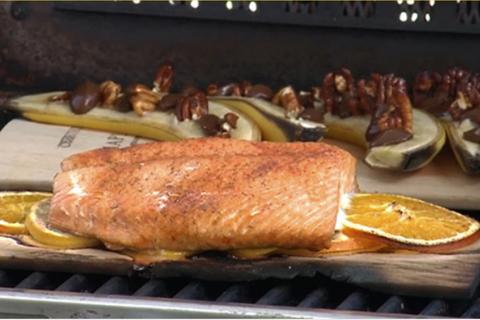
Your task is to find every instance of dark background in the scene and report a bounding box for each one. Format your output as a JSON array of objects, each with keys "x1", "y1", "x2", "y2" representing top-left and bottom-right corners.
[{"x1": 1, "y1": 1, "x2": 480, "y2": 92}]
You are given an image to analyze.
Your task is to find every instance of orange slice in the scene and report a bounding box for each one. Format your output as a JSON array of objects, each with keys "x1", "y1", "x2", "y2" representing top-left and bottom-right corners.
[
  {"x1": 229, "y1": 231, "x2": 388, "y2": 259},
  {"x1": 277, "y1": 231, "x2": 388, "y2": 257},
  {"x1": 342, "y1": 193, "x2": 480, "y2": 247},
  {"x1": 0, "y1": 192, "x2": 51, "y2": 235},
  {"x1": 25, "y1": 199, "x2": 100, "y2": 249}
]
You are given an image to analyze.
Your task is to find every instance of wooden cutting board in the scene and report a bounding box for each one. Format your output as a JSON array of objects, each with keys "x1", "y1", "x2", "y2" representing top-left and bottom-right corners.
[{"x1": 0, "y1": 119, "x2": 478, "y2": 209}]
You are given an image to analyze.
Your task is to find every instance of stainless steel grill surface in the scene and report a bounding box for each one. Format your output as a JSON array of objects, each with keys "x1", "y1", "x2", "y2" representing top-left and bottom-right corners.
[{"x1": 0, "y1": 269, "x2": 478, "y2": 318}]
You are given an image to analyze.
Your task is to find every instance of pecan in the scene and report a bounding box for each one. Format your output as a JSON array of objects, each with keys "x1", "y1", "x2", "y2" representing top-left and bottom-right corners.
[
  {"x1": 239, "y1": 81, "x2": 252, "y2": 96},
  {"x1": 126, "y1": 83, "x2": 152, "y2": 95},
  {"x1": 175, "y1": 91, "x2": 209, "y2": 121},
  {"x1": 157, "y1": 93, "x2": 181, "y2": 111},
  {"x1": 206, "y1": 83, "x2": 242, "y2": 96},
  {"x1": 112, "y1": 94, "x2": 132, "y2": 113},
  {"x1": 272, "y1": 86, "x2": 304, "y2": 118},
  {"x1": 321, "y1": 68, "x2": 360, "y2": 118},
  {"x1": 127, "y1": 84, "x2": 165, "y2": 116},
  {"x1": 99, "y1": 80, "x2": 122, "y2": 107},
  {"x1": 206, "y1": 84, "x2": 219, "y2": 96},
  {"x1": 364, "y1": 74, "x2": 413, "y2": 147},
  {"x1": 413, "y1": 68, "x2": 480, "y2": 121},
  {"x1": 244, "y1": 84, "x2": 273, "y2": 100},
  {"x1": 153, "y1": 63, "x2": 174, "y2": 93},
  {"x1": 130, "y1": 93, "x2": 156, "y2": 116},
  {"x1": 181, "y1": 85, "x2": 202, "y2": 96},
  {"x1": 218, "y1": 83, "x2": 242, "y2": 96}
]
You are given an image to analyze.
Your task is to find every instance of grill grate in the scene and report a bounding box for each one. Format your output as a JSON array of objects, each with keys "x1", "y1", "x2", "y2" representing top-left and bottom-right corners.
[{"x1": 0, "y1": 268, "x2": 478, "y2": 318}]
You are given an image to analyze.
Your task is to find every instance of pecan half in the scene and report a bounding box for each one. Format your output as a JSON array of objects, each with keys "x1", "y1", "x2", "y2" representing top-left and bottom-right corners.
[
  {"x1": 207, "y1": 84, "x2": 219, "y2": 96},
  {"x1": 364, "y1": 74, "x2": 413, "y2": 147},
  {"x1": 272, "y1": 86, "x2": 304, "y2": 118},
  {"x1": 321, "y1": 68, "x2": 360, "y2": 118},
  {"x1": 128, "y1": 84, "x2": 165, "y2": 116},
  {"x1": 218, "y1": 83, "x2": 242, "y2": 96},
  {"x1": 244, "y1": 84, "x2": 273, "y2": 100},
  {"x1": 99, "y1": 80, "x2": 122, "y2": 107},
  {"x1": 175, "y1": 91, "x2": 209, "y2": 121},
  {"x1": 153, "y1": 63, "x2": 174, "y2": 93},
  {"x1": 239, "y1": 81, "x2": 252, "y2": 96},
  {"x1": 412, "y1": 68, "x2": 480, "y2": 119}
]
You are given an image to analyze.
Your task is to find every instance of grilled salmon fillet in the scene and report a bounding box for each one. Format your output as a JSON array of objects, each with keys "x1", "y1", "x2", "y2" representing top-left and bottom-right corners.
[
  {"x1": 50, "y1": 141, "x2": 357, "y2": 251},
  {"x1": 61, "y1": 138, "x2": 358, "y2": 195}
]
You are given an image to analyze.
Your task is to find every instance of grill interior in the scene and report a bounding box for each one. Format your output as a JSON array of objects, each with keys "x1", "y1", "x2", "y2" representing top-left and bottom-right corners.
[
  {"x1": 0, "y1": 268, "x2": 479, "y2": 318},
  {"x1": 1, "y1": 1, "x2": 480, "y2": 318}
]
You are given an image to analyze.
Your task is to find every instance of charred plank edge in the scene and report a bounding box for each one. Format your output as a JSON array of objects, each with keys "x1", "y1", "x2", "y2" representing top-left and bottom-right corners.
[{"x1": 0, "y1": 236, "x2": 479, "y2": 299}]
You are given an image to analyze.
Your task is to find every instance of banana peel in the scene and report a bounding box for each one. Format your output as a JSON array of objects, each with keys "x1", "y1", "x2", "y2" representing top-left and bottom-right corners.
[
  {"x1": 443, "y1": 119, "x2": 480, "y2": 174},
  {"x1": 325, "y1": 109, "x2": 446, "y2": 172},
  {"x1": 6, "y1": 92, "x2": 261, "y2": 142},
  {"x1": 210, "y1": 96, "x2": 326, "y2": 142}
]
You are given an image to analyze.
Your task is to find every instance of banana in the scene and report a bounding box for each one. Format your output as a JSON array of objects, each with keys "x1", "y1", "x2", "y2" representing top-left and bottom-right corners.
[
  {"x1": 324, "y1": 109, "x2": 446, "y2": 171},
  {"x1": 443, "y1": 119, "x2": 480, "y2": 174},
  {"x1": 7, "y1": 92, "x2": 261, "y2": 142},
  {"x1": 210, "y1": 96, "x2": 326, "y2": 142}
]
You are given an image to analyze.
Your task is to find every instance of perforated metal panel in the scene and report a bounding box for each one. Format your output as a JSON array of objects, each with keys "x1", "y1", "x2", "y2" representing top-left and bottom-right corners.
[{"x1": 54, "y1": 1, "x2": 480, "y2": 34}]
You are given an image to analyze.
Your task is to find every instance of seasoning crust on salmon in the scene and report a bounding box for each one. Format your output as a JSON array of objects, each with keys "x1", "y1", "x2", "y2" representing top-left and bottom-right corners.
[{"x1": 50, "y1": 139, "x2": 357, "y2": 251}]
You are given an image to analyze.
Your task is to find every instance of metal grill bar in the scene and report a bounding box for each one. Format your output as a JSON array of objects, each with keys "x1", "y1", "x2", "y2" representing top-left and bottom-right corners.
[
  {"x1": 297, "y1": 287, "x2": 329, "y2": 308},
  {"x1": 377, "y1": 296, "x2": 407, "y2": 314},
  {"x1": 174, "y1": 281, "x2": 212, "y2": 301},
  {"x1": 216, "y1": 283, "x2": 254, "y2": 303},
  {"x1": 256, "y1": 284, "x2": 296, "y2": 306},
  {"x1": 0, "y1": 289, "x2": 398, "y2": 318},
  {"x1": 420, "y1": 299, "x2": 449, "y2": 316},
  {"x1": 95, "y1": 276, "x2": 131, "y2": 295},
  {"x1": 55, "y1": 274, "x2": 94, "y2": 293},
  {"x1": 462, "y1": 299, "x2": 480, "y2": 318},
  {"x1": 134, "y1": 279, "x2": 169, "y2": 297},
  {"x1": 336, "y1": 291, "x2": 370, "y2": 311},
  {"x1": 0, "y1": 269, "x2": 476, "y2": 317},
  {"x1": 15, "y1": 272, "x2": 59, "y2": 290}
]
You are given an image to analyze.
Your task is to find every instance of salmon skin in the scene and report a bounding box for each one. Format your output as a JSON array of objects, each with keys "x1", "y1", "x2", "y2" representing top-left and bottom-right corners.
[{"x1": 51, "y1": 139, "x2": 357, "y2": 251}]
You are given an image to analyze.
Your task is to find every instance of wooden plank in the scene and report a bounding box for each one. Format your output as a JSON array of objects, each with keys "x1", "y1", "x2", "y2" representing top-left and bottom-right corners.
[
  {"x1": 0, "y1": 235, "x2": 478, "y2": 299},
  {"x1": 0, "y1": 119, "x2": 150, "y2": 191},
  {"x1": 0, "y1": 120, "x2": 478, "y2": 209},
  {"x1": 327, "y1": 139, "x2": 480, "y2": 210}
]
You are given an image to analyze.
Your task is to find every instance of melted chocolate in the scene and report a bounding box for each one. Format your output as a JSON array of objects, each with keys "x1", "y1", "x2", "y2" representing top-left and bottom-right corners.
[
  {"x1": 461, "y1": 107, "x2": 480, "y2": 126},
  {"x1": 368, "y1": 128, "x2": 413, "y2": 148},
  {"x1": 70, "y1": 81, "x2": 101, "y2": 114},
  {"x1": 299, "y1": 108, "x2": 324, "y2": 123},
  {"x1": 198, "y1": 114, "x2": 221, "y2": 136},
  {"x1": 463, "y1": 127, "x2": 480, "y2": 144}
]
